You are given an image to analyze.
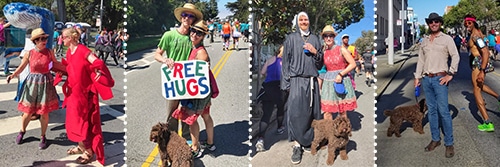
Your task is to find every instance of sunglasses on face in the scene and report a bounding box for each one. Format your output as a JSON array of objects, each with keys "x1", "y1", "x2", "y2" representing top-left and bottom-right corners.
[
  {"x1": 323, "y1": 34, "x2": 335, "y2": 38},
  {"x1": 427, "y1": 20, "x2": 441, "y2": 24},
  {"x1": 181, "y1": 13, "x2": 196, "y2": 19},
  {"x1": 35, "y1": 37, "x2": 48, "y2": 42},
  {"x1": 189, "y1": 28, "x2": 205, "y2": 37},
  {"x1": 464, "y1": 21, "x2": 473, "y2": 26}
]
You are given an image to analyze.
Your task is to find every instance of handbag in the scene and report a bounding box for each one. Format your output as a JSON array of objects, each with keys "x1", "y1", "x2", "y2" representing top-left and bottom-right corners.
[{"x1": 334, "y1": 81, "x2": 347, "y2": 95}]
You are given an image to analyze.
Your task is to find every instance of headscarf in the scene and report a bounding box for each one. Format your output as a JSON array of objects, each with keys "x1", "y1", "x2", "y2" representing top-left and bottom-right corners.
[{"x1": 296, "y1": 12, "x2": 310, "y2": 36}]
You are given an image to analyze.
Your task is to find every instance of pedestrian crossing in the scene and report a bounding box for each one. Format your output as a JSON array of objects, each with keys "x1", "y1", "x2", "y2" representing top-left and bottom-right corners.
[{"x1": 0, "y1": 76, "x2": 125, "y2": 166}]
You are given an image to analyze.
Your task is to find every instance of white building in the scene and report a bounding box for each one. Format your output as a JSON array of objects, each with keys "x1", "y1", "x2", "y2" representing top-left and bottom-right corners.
[{"x1": 375, "y1": 0, "x2": 408, "y2": 52}]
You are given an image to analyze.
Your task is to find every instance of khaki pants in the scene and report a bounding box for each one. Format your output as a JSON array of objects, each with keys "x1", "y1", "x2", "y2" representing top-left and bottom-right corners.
[{"x1": 165, "y1": 100, "x2": 191, "y2": 140}]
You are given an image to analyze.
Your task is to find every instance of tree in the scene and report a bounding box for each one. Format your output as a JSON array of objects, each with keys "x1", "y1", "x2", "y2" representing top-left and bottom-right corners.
[
  {"x1": 251, "y1": 0, "x2": 364, "y2": 45},
  {"x1": 443, "y1": 0, "x2": 500, "y2": 29},
  {"x1": 205, "y1": 0, "x2": 218, "y2": 20},
  {"x1": 225, "y1": 0, "x2": 250, "y2": 23},
  {"x1": 353, "y1": 30, "x2": 375, "y2": 53}
]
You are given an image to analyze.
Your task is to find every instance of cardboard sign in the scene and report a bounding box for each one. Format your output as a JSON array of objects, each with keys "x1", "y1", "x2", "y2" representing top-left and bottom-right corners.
[{"x1": 161, "y1": 60, "x2": 211, "y2": 100}]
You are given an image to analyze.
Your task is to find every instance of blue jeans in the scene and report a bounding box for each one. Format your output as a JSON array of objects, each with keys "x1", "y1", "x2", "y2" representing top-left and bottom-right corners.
[{"x1": 422, "y1": 76, "x2": 454, "y2": 146}]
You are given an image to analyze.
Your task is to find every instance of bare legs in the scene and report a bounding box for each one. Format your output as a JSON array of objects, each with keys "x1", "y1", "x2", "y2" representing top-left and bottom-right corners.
[
  {"x1": 20, "y1": 113, "x2": 49, "y2": 137},
  {"x1": 471, "y1": 68, "x2": 499, "y2": 121}
]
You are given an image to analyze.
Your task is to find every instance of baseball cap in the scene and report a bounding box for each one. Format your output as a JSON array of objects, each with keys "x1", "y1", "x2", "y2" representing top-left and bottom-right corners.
[{"x1": 342, "y1": 34, "x2": 349, "y2": 39}]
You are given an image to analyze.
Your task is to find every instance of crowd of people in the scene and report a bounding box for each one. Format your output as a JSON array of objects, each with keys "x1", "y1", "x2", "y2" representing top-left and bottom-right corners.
[{"x1": 252, "y1": 11, "x2": 375, "y2": 165}]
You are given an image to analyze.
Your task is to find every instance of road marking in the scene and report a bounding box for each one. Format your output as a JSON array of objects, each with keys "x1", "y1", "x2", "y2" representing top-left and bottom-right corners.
[
  {"x1": 0, "y1": 102, "x2": 123, "y2": 136},
  {"x1": 141, "y1": 45, "x2": 235, "y2": 167}
]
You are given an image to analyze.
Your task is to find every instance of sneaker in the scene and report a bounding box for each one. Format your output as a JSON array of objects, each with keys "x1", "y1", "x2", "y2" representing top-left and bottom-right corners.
[
  {"x1": 302, "y1": 145, "x2": 311, "y2": 153},
  {"x1": 192, "y1": 148, "x2": 203, "y2": 159},
  {"x1": 277, "y1": 126, "x2": 285, "y2": 135},
  {"x1": 39, "y1": 136, "x2": 47, "y2": 149},
  {"x1": 15, "y1": 131, "x2": 25, "y2": 144},
  {"x1": 291, "y1": 145, "x2": 303, "y2": 164},
  {"x1": 255, "y1": 139, "x2": 264, "y2": 152},
  {"x1": 478, "y1": 123, "x2": 494, "y2": 132},
  {"x1": 201, "y1": 142, "x2": 216, "y2": 152}
]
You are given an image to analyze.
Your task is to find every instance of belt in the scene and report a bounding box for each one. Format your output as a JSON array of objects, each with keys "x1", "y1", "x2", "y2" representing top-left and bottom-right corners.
[{"x1": 424, "y1": 72, "x2": 447, "y2": 77}]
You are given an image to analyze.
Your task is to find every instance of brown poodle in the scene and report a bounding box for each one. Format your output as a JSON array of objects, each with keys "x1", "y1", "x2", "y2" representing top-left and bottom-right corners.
[
  {"x1": 311, "y1": 116, "x2": 352, "y2": 166},
  {"x1": 384, "y1": 99, "x2": 427, "y2": 137},
  {"x1": 150, "y1": 122, "x2": 193, "y2": 167}
]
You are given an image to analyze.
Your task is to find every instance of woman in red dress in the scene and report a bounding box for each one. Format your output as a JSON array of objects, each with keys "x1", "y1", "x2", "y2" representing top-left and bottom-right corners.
[{"x1": 59, "y1": 27, "x2": 114, "y2": 165}]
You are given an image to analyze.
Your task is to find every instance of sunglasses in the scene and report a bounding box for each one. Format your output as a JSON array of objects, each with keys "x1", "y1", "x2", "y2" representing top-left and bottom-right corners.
[
  {"x1": 464, "y1": 21, "x2": 473, "y2": 26},
  {"x1": 427, "y1": 20, "x2": 441, "y2": 24},
  {"x1": 181, "y1": 13, "x2": 196, "y2": 19},
  {"x1": 323, "y1": 34, "x2": 335, "y2": 38},
  {"x1": 190, "y1": 28, "x2": 205, "y2": 37},
  {"x1": 35, "y1": 37, "x2": 48, "y2": 41}
]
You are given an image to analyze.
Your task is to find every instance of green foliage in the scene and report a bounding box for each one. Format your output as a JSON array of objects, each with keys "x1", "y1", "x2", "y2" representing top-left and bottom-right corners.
[
  {"x1": 443, "y1": 0, "x2": 499, "y2": 28},
  {"x1": 226, "y1": 0, "x2": 250, "y2": 22},
  {"x1": 419, "y1": 25, "x2": 428, "y2": 37},
  {"x1": 353, "y1": 30, "x2": 374, "y2": 52},
  {"x1": 205, "y1": 0, "x2": 219, "y2": 20},
  {"x1": 251, "y1": 0, "x2": 364, "y2": 45}
]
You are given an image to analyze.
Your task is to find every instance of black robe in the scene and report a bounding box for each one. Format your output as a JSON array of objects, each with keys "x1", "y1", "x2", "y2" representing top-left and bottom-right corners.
[{"x1": 281, "y1": 31, "x2": 324, "y2": 146}]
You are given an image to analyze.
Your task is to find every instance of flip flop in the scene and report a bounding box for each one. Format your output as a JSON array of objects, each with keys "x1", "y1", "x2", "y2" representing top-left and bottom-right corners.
[{"x1": 76, "y1": 151, "x2": 94, "y2": 164}]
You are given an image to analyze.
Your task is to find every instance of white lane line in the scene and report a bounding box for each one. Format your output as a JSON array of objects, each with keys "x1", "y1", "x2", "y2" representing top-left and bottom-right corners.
[{"x1": 0, "y1": 102, "x2": 123, "y2": 136}]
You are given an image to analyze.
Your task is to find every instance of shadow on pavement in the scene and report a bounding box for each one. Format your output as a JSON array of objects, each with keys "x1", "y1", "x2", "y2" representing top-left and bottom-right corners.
[
  {"x1": 198, "y1": 120, "x2": 249, "y2": 158},
  {"x1": 125, "y1": 64, "x2": 150, "y2": 71},
  {"x1": 25, "y1": 160, "x2": 94, "y2": 167}
]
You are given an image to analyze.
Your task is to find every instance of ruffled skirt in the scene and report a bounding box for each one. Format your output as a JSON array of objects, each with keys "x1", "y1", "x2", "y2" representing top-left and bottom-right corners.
[
  {"x1": 18, "y1": 73, "x2": 59, "y2": 114},
  {"x1": 320, "y1": 70, "x2": 357, "y2": 113}
]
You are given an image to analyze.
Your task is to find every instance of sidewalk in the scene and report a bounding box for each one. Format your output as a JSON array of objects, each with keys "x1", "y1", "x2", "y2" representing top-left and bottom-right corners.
[{"x1": 375, "y1": 45, "x2": 420, "y2": 99}]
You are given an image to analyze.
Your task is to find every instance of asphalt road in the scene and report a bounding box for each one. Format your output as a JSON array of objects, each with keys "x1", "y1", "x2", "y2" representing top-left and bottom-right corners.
[
  {"x1": 0, "y1": 49, "x2": 126, "y2": 166},
  {"x1": 376, "y1": 49, "x2": 500, "y2": 167},
  {"x1": 125, "y1": 36, "x2": 250, "y2": 167}
]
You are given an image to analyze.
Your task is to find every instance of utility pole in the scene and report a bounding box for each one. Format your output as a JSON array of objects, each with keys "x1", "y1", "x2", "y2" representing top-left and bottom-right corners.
[
  {"x1": 99, "y1": 0, "x2": 103, "y2": 32},
  {"x1": 401, "y1": 0, "x2": 405, "y2": 54},
  {"x1": 388, "y1": 0, "x2": 394, "y2": 65}
]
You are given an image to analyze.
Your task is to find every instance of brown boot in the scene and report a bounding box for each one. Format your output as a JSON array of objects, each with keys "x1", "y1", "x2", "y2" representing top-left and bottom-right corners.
[
  {"x1": 424, "y1": 140, "x2": 441, "y2": 152},
  {"x1": 445, "y1": 145, "x2": 454, "y2": 158}
]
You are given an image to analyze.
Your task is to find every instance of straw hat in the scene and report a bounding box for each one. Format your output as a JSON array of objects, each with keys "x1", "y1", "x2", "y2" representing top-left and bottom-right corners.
[
  {"x1": 174, "y1": 3, "x2": 203, "y2": 23},
  {"x1": 320, "y1": 25, "x2": 338, "y2": 37},
  {"x1": 191, "y1": 21, "x2": 209, "y2": 34},
  {"x1": 30, "y1": 28, "x2": 49, "y2": 41}
]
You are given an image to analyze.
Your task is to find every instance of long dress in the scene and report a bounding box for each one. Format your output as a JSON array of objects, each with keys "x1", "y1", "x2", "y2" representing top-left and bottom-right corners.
[
  {"x1": 61, "y1": 44, "x2": 114, "y2": 165},
  {"x1": 281, "y1": 32, "x2": 323, "y2": 146},
  {"x1": 18, "y1": 48, "x2": 59, "y2": 114},
  {"x1": 320, "y1": 46, "x2": 357, "y2": 113}
]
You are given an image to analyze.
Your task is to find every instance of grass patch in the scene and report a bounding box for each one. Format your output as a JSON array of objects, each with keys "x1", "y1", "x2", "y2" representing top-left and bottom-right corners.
[{"x1": 125, "y1": 36, "x2": 161, "y2": 54}]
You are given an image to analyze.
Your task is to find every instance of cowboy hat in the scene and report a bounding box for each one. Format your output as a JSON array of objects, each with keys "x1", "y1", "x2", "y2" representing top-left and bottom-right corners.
[
  {"x1": 425, "y1": 12, "x2": 443, "y2": 24},
  {"x1": 320, "y1": 25, "x2": 338, "y2": 37},
  {"x1": 174, "y1": 3, "x2": 203, "y2": 23},
  {"x1": 30, "y1": 28, "x2": 49, "y2": 41},
  {"x1": 191, "y1": 20, "x2": 209, "y2": 35}
]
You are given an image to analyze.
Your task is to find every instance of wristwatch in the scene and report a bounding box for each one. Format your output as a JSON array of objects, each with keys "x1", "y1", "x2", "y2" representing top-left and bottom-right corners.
[{"x1": 446, "y1": 71, "x2": 454, "y2": 76}]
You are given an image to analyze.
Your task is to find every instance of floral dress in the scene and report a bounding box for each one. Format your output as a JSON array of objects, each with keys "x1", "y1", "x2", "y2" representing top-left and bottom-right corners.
[{"x1": 320, "y1": 45, "x2": 357, "y2": 113}]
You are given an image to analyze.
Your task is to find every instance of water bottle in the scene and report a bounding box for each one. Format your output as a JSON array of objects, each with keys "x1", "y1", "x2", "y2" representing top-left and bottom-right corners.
[{"x1": 415, "y1": 86, "x2": 420, "y2": 97}]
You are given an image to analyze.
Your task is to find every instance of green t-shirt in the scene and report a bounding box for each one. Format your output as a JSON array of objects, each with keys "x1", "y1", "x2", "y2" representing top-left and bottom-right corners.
[{"x1": 157, "y1": 29, "x2": 192, "y2": 61}]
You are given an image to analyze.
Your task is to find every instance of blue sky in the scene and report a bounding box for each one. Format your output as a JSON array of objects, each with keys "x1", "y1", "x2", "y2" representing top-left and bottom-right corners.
[
  {"x1": 336, "y1": 0, "x2": 375, "y2": 44},
  {"x1": 217, "y1": 0, "x2": 234, "y2": 19},
  {"x1": 408, "y1": 0, "x2": 459, "y2": 25}
]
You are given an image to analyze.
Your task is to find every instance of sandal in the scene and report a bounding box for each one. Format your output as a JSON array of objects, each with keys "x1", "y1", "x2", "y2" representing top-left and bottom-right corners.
[
  {"x1": 67, "y1": 146, "x2": 83, "y2": 155},
  {"x1": 76, "y1": 151, "x2": 94, "y2": 164}
]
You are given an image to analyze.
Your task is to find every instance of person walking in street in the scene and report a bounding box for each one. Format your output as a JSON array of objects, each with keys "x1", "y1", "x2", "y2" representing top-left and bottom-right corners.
[
  {"x1": 362, "y1": 48, "x2": 375, "y2": 86},
  {"x1": 281, "y1": 11, "x2": 323, "y2": 165},
  {"x1": 232, "y1": 19, "x2": 241, "y2": 51},
  {"x1": 319, "y1": 25, "x2": 357, "y2": 120},
  {"x1": 222, "y1": 20, "x2": 231, "y2": 51},
  {"x1": 463, "y1": 14, "x2": 500, "y2": 132},
  {"x1": 341, "y1": 34, "x2": 357, "y2": 89},
  {"x1": 414, "y1": 12, "x2": 459, "y2": 158},
  {"x1": 255, "y1": 45, "x2": 286, "y2": 152},
  {"x1": 153, "y1": 3, "x2": 203, "y2": 138},
  {"x1": 1, "y1": 17, "x2": 12, "y2": 75},
  {"x1": 7, "y1": 28, "x2": 61, "y2": 150},
  {"x1": 60, "y1": 27, "x2": 114, "y2": 165}
]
